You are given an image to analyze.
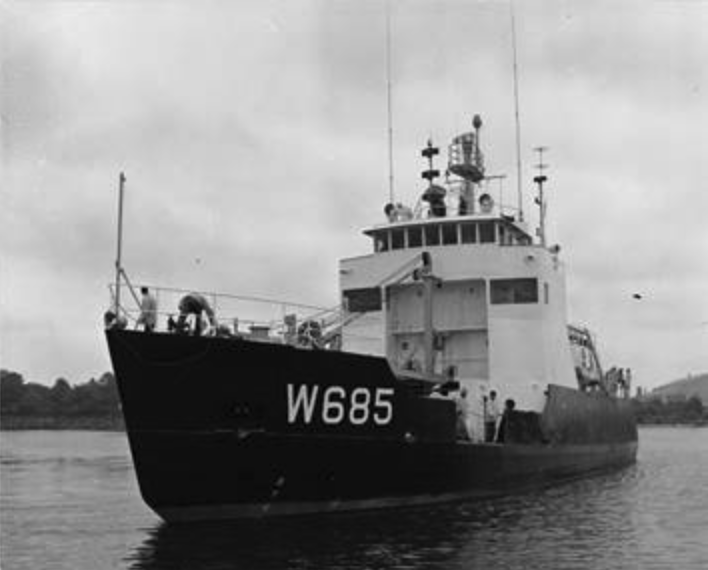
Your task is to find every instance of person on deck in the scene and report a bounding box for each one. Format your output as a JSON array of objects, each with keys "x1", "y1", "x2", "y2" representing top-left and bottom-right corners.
[
  {"x1": 136, "y1": 287, "x2": 158, "y2": 332},
  {"x1": 176, "y1": 293, "x2": 217, "y2": 336},
  {"x1": 496, "y1": 399, "x2": 516, "y2": 443},
  {"x1": 455, "y1": 387, "x2": 471, "y2": 441},
  {"x1": 484, "y1": 390, "x2": 501, "y2": 443}
]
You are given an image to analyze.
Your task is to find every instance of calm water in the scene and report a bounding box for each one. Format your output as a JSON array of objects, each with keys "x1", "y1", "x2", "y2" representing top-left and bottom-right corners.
[{"x1": 1, "y1": 428, "x2": 707, "y2": 570}]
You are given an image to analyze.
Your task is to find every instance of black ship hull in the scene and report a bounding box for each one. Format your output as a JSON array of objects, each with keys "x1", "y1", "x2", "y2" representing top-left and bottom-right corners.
[{"x1": 106, "y1": 330, "x2": 637, "y2": 522}]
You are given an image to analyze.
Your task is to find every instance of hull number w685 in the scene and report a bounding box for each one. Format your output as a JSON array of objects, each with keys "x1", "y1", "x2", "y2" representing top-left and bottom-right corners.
[{"x1": 286, "y1": 384, "x2": 394, "y2": 426}]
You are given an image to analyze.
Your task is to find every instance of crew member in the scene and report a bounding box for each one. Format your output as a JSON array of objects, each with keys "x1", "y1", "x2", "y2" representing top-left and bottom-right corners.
[
  {"x1": 136, "y1": 287, "x2": 158, "y2": 332},
  {"x1": 484, "y1": 390, "x2": 501, "y2": 442},
  {"x1": 177, "y1": 293, "x2": 217, "y2": 336},
  {"x1": 455, "y1": 387, "x2": 471, "y2": 440},
  {"x1": 496, "y1": 399, "x2": 516, "y2": 443},
  {"x1": 479, "y1": 193, "x2": 494, "y2": 214},
  {"x1": 104, "y1": 310, "x2": 127, "y2": 330}
]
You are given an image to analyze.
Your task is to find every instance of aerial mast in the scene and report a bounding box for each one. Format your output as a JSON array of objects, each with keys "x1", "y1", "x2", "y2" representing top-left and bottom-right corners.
[
  {"x1": 385, "y1": 0, "x2": 395, "y2": 204},
  {"x1": 510, "y1": 0, "x2": 524, "y2": 222},
  {"x1": 533, "y1": 146, "x2": 549, "y2": 246}
]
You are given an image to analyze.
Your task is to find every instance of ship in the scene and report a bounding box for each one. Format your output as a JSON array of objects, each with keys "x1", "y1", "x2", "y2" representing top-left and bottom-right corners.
[{"x1": 105, "y1": 116, "x2": 637, "y2": 522}]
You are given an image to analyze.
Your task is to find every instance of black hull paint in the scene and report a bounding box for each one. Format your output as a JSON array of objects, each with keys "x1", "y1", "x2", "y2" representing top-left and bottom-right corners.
[{"x1": 106, "y1": 330, "x2": 638, "y2": 522}]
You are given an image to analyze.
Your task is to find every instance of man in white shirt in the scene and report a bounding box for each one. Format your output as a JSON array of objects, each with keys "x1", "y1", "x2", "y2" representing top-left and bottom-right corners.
[{"x1": 455, "y1": 387, "x2": 471, "y2": 440}]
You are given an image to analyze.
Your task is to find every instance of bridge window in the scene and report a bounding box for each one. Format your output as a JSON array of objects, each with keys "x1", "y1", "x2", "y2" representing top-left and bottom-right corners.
[
  {"x1": 490, "y1": 278, "x2": 538, "y2": 304},
  {"x1": 499, "y1": 225, "x2": 511, "y2": 245},
  {"x1": 343, "y1": 287, "x2": 382, "y2": 312},
  {"x1": 425, "y1": 224, "x2": 441, "y2": 246},
  {"x1": 391, "y1": 228, "x2": 405, "y2": 250},
  {"x1": 374, "y1": 231, "x2": 389, "y2": 252},
  {"x1": 442, "y1": 223, "x2": 458, "y2": 245},
  {"x1": 408, "y1": 226, "x2": 423, "y2": 248},
  {"x1": 479, "y1": 221, "x2": 496, "y2": 243},
  {"x1": 461, "y1": 222, "x2": 477, "y2": 244}
]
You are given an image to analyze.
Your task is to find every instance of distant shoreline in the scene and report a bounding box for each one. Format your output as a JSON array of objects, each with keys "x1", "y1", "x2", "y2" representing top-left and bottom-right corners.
[
  {"x1": 638, "y1": 421, "x2": 707, "y2": 428},
  {"x1": 0, "y1": 415, "x2": 125, "y2": 431}
]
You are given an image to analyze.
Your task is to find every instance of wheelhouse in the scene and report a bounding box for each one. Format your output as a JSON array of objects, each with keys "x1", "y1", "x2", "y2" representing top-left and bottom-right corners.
[{"x1": 366, "y1": 217, "x2": 532, "y2": 253}]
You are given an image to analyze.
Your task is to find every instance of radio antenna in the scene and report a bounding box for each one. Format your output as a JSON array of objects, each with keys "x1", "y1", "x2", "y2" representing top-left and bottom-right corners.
[
  {"x1": 385, "y1": 0, "x2": 395, "y2": 204},
  {"x1": 533, "y1": 146, "x2": 549, "y2": 246},
  {"x1": 510, "y1": 0, "x2": 524, "y2": 222}
]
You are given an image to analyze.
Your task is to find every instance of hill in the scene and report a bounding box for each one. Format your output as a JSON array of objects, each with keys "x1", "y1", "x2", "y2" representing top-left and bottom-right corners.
[{"x1": 650, "y1": 373, "x2": 708, "y2": 402}]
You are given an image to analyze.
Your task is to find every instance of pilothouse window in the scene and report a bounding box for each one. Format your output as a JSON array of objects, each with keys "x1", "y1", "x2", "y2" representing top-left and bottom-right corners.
[
  {"x1": 461, "y1": 222, "x2": 477, "y2": 244},
  {"x1": 479, "y1": 222, "x2": 496, "y2": 243},
  {"x1": 374, "y1": 231, "x2": 390, "y2": 252},
  {"x1": 425, "y1": 224, "x2": 441, "y2": 246},
  {"x1": 490, "y1": 278, "x2": 539, "y2": 304},
  {"x1": 391, "y1": 229, "x2": 405, "y2": 250},
  {"x1": 408, "y1": 227, "x2": 423, "y2": 248},
  {"x1": 442, "y1": 224, "x2": 458, "y2": 245}
]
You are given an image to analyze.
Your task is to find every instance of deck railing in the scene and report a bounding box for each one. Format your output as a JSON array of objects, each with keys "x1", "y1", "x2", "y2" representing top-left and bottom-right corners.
[
  {"x1": 108, "y1": 281, "x2": 342, "y2": 344},
  {"x1": 411, "y1": 177, "x2": 520, "y2": 220}
]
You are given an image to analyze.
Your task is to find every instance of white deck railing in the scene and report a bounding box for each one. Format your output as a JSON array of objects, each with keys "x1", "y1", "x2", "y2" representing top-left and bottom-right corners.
[{"x1": 108, "y1": 280, "x2": 342, "y2": 345}]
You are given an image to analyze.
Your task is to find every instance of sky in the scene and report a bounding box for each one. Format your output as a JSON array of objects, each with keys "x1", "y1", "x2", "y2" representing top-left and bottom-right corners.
[{"x1": 1, "y1": 0, "x2": 707, "y2": 390}]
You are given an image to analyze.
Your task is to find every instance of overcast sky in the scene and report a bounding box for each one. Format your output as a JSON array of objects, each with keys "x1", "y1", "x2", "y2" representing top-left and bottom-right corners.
[{"x1": 1, "y1": 0, "x2": 707, "y2": 390}]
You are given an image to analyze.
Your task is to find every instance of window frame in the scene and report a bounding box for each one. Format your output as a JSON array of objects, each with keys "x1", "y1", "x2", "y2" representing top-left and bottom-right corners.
[
  {"x1": 373, "y1": 231, "x2": 390, "y2": 252},
  {"x1": 441, "y1": 223, "x2": 459, "y2": 245},
  {"x1": 460, "y1": 222, "x2": 477, "y2": 244},
  {"x1": 479, "y1": 221, "x2": 496, "y2": 244},
  {"x1": 407, "y1": 226, "x2": 423, "y2": 248},
  {"x1": 424, "y1": 224, "x2": 441, "y2": 246},
  {"x1": 391, "y1": 228, "x2": 405, "y2": 250},
  {"x1": 490, "y1": 278, "x2": 539, "y2": 305}
]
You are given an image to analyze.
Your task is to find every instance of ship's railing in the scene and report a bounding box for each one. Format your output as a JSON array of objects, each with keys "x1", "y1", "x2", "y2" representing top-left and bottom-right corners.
[
  {"x1": 409, "y1": 177, "x2": 521, "y2": 221},
  {"x1": 107, "y1": 281, "x2": 345, "y2": 345}
]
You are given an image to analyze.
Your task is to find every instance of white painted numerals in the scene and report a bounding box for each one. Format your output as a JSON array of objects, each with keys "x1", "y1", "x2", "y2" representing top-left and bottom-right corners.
[
  {"x1": 373, "y1": 387, "x2": 393, "y2": 425},
  {"x1": 287, "y1": 384, "x2": 394, "y2": 426},
  {"x1": 322, "y1": 386, "x2": 345, "y2": 424},
  {"x1": 349, "y1": 388, "x2": 370, "y2": 425}
]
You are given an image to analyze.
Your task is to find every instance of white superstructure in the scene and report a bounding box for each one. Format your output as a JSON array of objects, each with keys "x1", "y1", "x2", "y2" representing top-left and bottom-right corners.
[{"x1": 338, "y1": 118, "x2": 579, "y2": 427}]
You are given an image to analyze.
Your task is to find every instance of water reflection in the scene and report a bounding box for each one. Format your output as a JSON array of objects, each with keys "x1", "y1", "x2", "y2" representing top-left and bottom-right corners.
[
  {"x1": 127, "y1": 467, "x2": 642, "y2": 570},
  {"x1": 5, "y1": 429, "x2": 706, "y2": 570}
]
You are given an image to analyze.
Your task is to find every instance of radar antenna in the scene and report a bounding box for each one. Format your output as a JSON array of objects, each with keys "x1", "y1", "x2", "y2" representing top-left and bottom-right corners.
[{"x1": 421, "y1": 140, "x2": 446, "y2": 218}]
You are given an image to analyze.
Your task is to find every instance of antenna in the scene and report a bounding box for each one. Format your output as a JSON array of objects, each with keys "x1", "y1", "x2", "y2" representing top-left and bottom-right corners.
[
  {"x1": 510, "y1": 0, "x2": 524, "y2": 222},
  {"x1": 421, "y1": 139, "x2": 440, "y2": 187},
  {"x1": 385, "y1": 0, "x2": 395, "y2": 204},
  {"x1": 533, "y1": 146, "x2": 549, "y2": 246}
]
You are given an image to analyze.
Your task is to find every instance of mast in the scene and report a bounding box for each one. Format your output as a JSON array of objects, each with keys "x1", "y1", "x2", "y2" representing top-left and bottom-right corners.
[
  {"x1": 385, "y1": 0, "x2": 395, "y2": 204},
  {"x1": 420, "y1": 252, "x2": 435, "y2": 378},
  {"x1": 114, "y1": 172, "x2": 126, "y2": 315},
  {"x1": 510, "y1": 0, "x2": 524, "y2": 222},
  {"x1": 533, "y1": 146, "x2": 549, "y2": 247}
]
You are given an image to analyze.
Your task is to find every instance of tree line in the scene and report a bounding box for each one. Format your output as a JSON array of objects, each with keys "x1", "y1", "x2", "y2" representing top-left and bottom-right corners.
[
  {"x1": 1, "y1": 368, "x2": 705, "y2": 427},
  {"x1": 1, "y1": 369, "x2": 122, "y2": 423},
  {"x1": 631, "y1": 395, "x2": 706, "y2": 425}
]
